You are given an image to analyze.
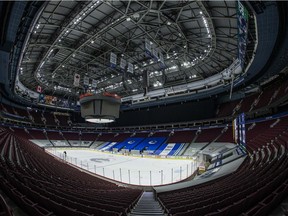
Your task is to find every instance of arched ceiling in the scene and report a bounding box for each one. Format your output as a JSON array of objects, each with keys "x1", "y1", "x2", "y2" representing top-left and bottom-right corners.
[{"x1": 19, "y1": 0, "x2": 241, "y2": 98}]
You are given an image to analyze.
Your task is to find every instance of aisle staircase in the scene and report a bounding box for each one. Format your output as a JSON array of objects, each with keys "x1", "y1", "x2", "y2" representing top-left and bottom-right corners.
[{"x1": 129, "y1": 192, "x2": 166, "y2": 216}]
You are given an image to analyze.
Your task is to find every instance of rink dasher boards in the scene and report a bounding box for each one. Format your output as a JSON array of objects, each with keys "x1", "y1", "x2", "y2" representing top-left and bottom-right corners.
[{"x1": 47, "y1": 147, "x2": 194, "y2": 161}]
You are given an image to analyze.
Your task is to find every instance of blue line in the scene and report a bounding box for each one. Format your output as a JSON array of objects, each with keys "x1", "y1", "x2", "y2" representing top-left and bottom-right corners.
[
  {"x1": 238, "y1": 146, "x2": 245, "y2": 155},
  {"x1": 236, "y1": 148, "x2": 240, "y2": 155}
]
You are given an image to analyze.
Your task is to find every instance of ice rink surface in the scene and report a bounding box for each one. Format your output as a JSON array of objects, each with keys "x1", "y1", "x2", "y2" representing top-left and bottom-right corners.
[{"x1": 47, "y1": 149, "x2": 198, "y2": 186}]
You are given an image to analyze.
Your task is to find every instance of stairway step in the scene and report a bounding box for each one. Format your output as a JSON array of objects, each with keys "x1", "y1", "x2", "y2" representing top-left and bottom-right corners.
[
  {"x1": 130, "y1": 213, "x2": 165, "y2": 216},
  {"x1": 135, "y1": 206, "x2": 161, "y2": 208},
  {"x1": 136, "y1": 204, "x2": 161, "y2": 207},
  {"x1": 132, "y1": 209, "x2": 163, "y2": 211},
  {"x1": 132, "y1": 211, "x2": 163, "y2": 214},
  {"x1": 134, "y1": 207, "x2": 162, "y2": 210},
  {"x1": 129, "y1": 192, "x2": 165, "y2": 216},
  {"x1": 132, "y1": 210, "x2": 163, "y2": 212},
  {"x1": 135, "y1": 205, "x2": 161, "y2": 208}
]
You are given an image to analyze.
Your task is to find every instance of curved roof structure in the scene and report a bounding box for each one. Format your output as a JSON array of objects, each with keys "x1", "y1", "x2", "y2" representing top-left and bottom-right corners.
[
  {"x1": 18, "y1": 1, "x2": 243, "y2": 99},
  {"x1": 1, "y1": 1, "x2": 287, "y2": 112}
]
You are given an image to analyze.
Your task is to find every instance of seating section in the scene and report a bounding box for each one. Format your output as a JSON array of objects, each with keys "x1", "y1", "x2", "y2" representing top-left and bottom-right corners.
[
  {"x1": 81, "y1": 132, "x2": 97, "y2": 141},
  {"x1": 46, "y1": 131, "x2": 64, "y2": 140},
  {"x1": 114, "y1": 137, "x2": 145, "y2": 151},
  {"x1": 1, "y1": 102, "x2": 288, "y2": 215},
  {"x1": 168, "y1": 131, "x2": 195, "y2": 143},
  {"x1": 0, "y1": 103, "x2": 14, "y2": 114},
  {"x1": 217, "y1": 77, "x2": 288, "y2": 117},
  {"x1": 110, "y1": 133, "x2": 132, "y2": 142},
  {"x1": 98, "y1": 142, "x2": 119, "y2": 151},
  {"x1": 157, "y1": 119, "x2": 288, "y2": 216},
  {"x1": 11, "y1": 128, "x2": 33, "y2": 140},
  {"x1": 0, "y1": 194, "x2": 13, "y2": 216},
  {"x1": 62, "y1": 131, "x2": 80, "y2": 141},
  {"x1": 28, "y1": 129, "x2": 47, "y2": 139},
  {"x1": 54, "y1": 114, "x2": 70, "y2": 126},
  {"x1": 13, "y1": 106, "x2": 29, "y2": 118},
  {"x1": 133, "y1": 137, "x2": 167, "y2": 153},
  {"x1": 27, "y1": 109, "x2": 43, "y2": 124},
  {"x1": 0, "y1": 103, "x2": 30, "y2": 123},
  {"x1": 42, "y1": 112, "x2": 56, "y2": 126},
  {"x1": 246, "y1": 117, "x2": 288, "y2": 152},
  {"x1": 98, "y1": 133, "x2": 117, "y2": 142},
  {"x1": 217, "y1": 127, "x2": 234, "y2": 143},
  {"x1": 0, "y1": 103, "x2": 75, "y2": 127},
  {"x1": 239, "y1": 94, "x2": 259, "y2": 113},
  {"x1": 0, "y1": 127, "x2": 142, "y2": 216},
  {"x1": 217, "y1": 100, "x2": 239, "y2": 117},
  {"x1": 155, "y1": 143, "x2": 185, "y2": 156},
  {"x1": 151, "y1": 132, "x2": 170, "y2": 137},
  {"x1": 275, "y1": 78, "x2": 288, "y2": 101},
  {"x1": 195, "y1": 128, "x2": 222, "y2": 143}
]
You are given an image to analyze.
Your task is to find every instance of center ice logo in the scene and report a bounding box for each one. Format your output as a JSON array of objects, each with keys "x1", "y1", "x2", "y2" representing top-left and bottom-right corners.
[
  {"x1": 90, "y1": 158, "x2": 110, "y2": 163},
  {"x1": 148, "y1": 140, "x2": 157, "y2": 144},
  {"x1": 128, "y1": 140, "x2": 135, "y2": 144}
]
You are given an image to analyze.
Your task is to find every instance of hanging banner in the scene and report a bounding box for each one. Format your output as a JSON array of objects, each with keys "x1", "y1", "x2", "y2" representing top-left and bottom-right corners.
[
  {"x1": 159, "y1": 52, "x2": 164, "y2": 63},
  {"x1": 145, "y1": 38, "x2": 152, "y2": 55},
  {"x1": 152, "y1": 47, "x2": 158, "y2": 60},
  {"x1": 120, "y1": 58, "x2": 127, "y2": 71},
  {"x1": 84, "y1": 76, "x2": 89, "y2": 86},
  {"x1": 73, "y1": 73, "x2": 80, "y2": 87},
  {"x1": 110, "y1": 52, "x2": 117, "y2": 68},
  {"x1": 92, "y1": 79, "x2": 97, "y2": 88},
  {"x1": 127, "y1": 62, "x2": 133, "y2": 74}
]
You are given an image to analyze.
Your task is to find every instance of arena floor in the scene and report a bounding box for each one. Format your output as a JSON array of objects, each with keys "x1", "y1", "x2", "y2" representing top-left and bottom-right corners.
[{"x1": 46, "y1": 149, "x2": 198, "y2": 186}]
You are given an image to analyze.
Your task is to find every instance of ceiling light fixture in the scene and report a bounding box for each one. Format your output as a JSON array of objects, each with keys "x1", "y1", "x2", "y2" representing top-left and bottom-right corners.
[
  {"x1": 86, "y1": 118, "x2": 115, "y2": 124},
  {"x1": 80, "y1": 92, "x2": 121, "y2": 124}
]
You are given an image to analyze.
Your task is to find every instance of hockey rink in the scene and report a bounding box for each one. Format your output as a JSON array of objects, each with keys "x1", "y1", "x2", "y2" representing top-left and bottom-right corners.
[{"x1": 46, "y1": 149, "x2": 198, "y2": 186}]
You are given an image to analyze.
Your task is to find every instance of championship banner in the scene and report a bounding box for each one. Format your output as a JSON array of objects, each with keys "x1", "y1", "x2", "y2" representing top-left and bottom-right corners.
[
  {"x1": 73, "y1": 73, "x2": 80, "y2": 87},
  {"x1": 110, "y1": 52, "x2": 117, "y2": 68},
  {"x1": 127, "y1": 62, "x2": 134, "y2": 74},
  {"x1": 120, "y1": 58, "x2": 127, "y2": 72},
  {"x1": 145, "y1": 38, "x2": 152, "y2": 55},
  {"x1": 84, "y1": 76, "x2": 89, "y2": 86},
  {"x1": 152, "y1": 47, "x2": 158, "y2": 61},
  {"x1": 159, "y1": 52, "x2": 165, "y2": 67},
  {"x1": 92, "y1": 79, "x2": 97, "y2": 88}
]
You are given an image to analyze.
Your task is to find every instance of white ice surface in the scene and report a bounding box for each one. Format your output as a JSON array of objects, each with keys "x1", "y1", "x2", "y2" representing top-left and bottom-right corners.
[{"x1": 47, "y1": 149, "x2": 198, "y2": 186}]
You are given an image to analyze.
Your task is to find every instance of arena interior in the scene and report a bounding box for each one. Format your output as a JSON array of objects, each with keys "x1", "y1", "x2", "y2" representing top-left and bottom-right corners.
[{"x1": 0, "y1": 1, "x2": 288, "y2": 216}]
